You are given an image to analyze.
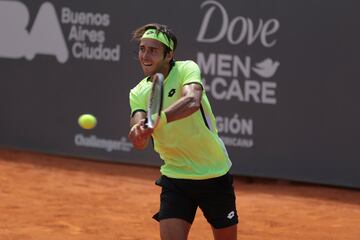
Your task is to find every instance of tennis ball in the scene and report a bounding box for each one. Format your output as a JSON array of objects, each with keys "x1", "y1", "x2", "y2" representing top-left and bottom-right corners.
[{"x1": 78, "y1": 114, "x2": 97, "y2": 130}]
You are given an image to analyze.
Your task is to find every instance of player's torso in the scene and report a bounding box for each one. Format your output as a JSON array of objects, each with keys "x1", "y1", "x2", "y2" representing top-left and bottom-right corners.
[{"x1": 161, "y1": 68, "x2": 183, "y2": 109}]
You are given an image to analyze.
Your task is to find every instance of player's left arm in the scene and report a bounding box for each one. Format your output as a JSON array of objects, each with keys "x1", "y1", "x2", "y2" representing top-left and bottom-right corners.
[
  {"x1": 163, "y1": 83, "x2": 203, "y2": 123},
  {"x1": 128, "y1": 111, "x2": 153, "y2": 150},
  {"x1": 128, "y1": 89, "x2": 153, "y2": 150}
]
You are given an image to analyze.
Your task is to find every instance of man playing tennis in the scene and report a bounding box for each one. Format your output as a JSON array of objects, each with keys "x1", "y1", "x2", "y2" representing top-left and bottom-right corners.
[{"x1": 128, "y1": 23, "x2": 238, "y2": 240}]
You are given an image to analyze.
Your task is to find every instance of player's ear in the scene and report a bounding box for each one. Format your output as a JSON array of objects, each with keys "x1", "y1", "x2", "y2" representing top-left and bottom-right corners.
[{"x1": 165, "y1": 50, "x2": 174, "y2": 62}]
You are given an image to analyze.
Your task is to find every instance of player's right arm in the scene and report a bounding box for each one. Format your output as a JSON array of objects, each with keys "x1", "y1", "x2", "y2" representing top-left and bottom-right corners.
[{"x1": 128, "y1": 111, "x2": 153, "y2": 150}]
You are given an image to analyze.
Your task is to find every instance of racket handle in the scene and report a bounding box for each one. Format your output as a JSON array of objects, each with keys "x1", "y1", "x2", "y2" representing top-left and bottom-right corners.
[{"x1": 144, "y1": 117, "x2": 149, "y2": 129}]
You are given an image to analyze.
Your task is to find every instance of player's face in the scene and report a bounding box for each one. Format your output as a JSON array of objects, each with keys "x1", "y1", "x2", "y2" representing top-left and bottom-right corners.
[{"x1": 138, "y1": 38, "x2": 171, "y2": 77}]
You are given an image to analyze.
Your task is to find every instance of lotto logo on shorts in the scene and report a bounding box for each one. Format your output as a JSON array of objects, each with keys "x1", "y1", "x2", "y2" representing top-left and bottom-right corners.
[{"x1": 227, "y1": 211, "x2": 235, "y2": 219}]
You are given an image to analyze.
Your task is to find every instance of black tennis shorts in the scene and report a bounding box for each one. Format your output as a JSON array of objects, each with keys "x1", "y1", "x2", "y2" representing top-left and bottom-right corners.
[{"x1": 152, "y1": 173, "x2": 238, "y2": 229}]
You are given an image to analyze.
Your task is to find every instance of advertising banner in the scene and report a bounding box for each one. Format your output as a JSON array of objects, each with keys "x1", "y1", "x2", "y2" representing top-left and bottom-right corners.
[{"x1": 0, "y1": 0, "x2": 359, "y2": 188}]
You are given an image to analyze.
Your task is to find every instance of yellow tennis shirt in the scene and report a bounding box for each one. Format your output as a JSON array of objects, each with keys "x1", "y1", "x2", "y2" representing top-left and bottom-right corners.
[{"x1": 129, "y1": 60, "x2": 232, "y2": 179}]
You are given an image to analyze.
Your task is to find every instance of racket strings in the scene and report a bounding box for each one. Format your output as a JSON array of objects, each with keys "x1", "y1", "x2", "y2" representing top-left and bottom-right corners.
[{"x1": 147, "y1": 74, "x2": 164, "y2": 128}]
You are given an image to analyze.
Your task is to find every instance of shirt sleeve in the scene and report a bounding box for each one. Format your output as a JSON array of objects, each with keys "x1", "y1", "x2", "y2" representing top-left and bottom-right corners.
[
  {"x1": 129, "y1": 88, "x2": 146, "y2": 116},
  {"x1": 182, "y1": 61, "x2": 203, "y2": 87}
]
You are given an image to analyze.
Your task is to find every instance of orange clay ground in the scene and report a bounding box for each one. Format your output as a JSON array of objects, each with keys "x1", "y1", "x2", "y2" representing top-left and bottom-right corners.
[{"x1": 0, "y1": 148, "x2": 359, "y2": 240}]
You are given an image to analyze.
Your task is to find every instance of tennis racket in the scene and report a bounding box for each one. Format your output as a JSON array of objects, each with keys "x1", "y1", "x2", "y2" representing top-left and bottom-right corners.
[{"x1": 146, "y1": 73, "x2": 164, "y2": 129}]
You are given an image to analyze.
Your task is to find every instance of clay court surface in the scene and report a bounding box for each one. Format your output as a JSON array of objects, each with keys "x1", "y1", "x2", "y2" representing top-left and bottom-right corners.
[{"x1": 0, "y1": 148, "x2": 359, "y2": 240}]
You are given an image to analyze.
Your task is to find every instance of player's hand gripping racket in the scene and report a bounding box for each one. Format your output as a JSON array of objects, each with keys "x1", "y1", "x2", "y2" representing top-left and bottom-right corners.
[{"x1": 146, "y1": 73, "x2": 164, "y2": 129}]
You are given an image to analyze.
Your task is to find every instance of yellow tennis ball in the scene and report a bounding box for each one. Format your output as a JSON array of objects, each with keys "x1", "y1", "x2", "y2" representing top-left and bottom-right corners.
[{"x1": 78, "y1": 114, "x2": 97, "y2": 129}]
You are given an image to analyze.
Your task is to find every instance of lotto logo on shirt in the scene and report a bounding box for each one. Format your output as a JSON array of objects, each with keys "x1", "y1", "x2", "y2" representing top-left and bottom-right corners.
[{"x1": 0, "y1": 1, "x2": 120, "y2": 63}]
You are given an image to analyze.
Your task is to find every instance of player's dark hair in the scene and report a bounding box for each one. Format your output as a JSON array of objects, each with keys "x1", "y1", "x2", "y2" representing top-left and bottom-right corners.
[{"x1": 132, "y1": 23, "x2": 177, "y2": 67}]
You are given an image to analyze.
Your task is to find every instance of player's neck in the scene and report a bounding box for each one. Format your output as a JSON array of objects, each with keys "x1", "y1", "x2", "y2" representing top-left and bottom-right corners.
[{"x1": 160, "y1": 64, "x2": 173, "y2": 79}]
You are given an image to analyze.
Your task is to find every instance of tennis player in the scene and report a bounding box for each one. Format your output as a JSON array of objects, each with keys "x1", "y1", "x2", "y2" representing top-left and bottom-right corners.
[{"x1": 128, "y1": 23, "x2": 238, "y2": 240}]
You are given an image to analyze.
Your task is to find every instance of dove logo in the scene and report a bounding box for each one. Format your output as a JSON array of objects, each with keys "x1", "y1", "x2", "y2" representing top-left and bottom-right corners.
[
  {"x1": 197, "y1": 0, "x2": 280, "y2": 47},
  {"x1": 0, "y1": 1, "x2": 69, "y2": 63},
  {"x1": 252, "y1": 58, "x2": 280, "y2": 78}
]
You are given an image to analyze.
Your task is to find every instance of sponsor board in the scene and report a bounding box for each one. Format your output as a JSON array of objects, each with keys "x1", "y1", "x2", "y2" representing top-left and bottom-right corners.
[
  {"x1": 196, "y1": 0, "x2": 280, "y2": 148},
  {"x1": 0, "y1": 1, "x2": 120, "y2": 63},
  {"x1": 216, "y1": 114, "x2": 254, "y2": 148},
  {"x1": 74, "y1": 134, "x2": 133, "y2": 152}
]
